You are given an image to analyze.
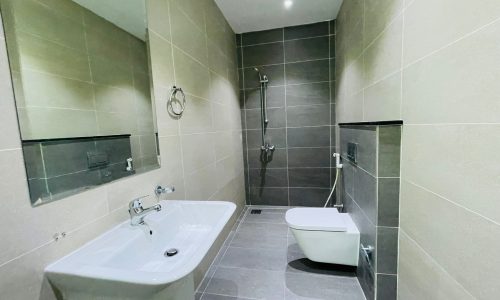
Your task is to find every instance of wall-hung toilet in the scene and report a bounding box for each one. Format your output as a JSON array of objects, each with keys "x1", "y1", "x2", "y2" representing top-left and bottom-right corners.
[{"x1": 286, "y1": 208, "x2": 360, "y2": 266}]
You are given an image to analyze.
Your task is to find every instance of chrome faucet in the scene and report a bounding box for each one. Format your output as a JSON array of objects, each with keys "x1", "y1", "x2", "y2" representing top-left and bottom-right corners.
[{"x1": 128, "y1": 196, "x2": 162, "y2": 226}]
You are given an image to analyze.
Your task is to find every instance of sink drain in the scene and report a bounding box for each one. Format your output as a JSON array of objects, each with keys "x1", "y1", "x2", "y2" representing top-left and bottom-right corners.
[{"x1": 164, "y1": 248, "x2": 179, "y2": 257}]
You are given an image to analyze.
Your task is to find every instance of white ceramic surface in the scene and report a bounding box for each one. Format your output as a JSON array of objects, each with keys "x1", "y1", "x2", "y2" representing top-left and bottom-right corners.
[
  {"x1": 286, "y1": 208, "x2": 360, "y2": 266},
  {"x1": 45, "y1": 200, "x2": 236, "y2": 299}
]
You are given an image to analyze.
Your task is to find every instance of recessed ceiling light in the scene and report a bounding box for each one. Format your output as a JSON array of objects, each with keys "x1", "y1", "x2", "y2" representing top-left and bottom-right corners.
[{"x1": 284, "y1": 0, "x2": 293, "y2": 9}]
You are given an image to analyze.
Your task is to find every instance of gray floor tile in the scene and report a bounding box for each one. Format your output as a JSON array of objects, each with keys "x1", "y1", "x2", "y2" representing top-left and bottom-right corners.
[
  {"x1": 243, "y1": 210, "x2": 287, "y2": 224},
  {"x1": 237, "y1": 222, "x2": 289, "y2": 237},
  {"x1": 220, "y1": 247, "x2": 287, "y2": 271},
  {"x1": 205, "y1": 267, "x2": 285, "y2": 299},
  {"x1": 285, "y1": 272, "x2": 365, "y2": 300},
  {"x1": 195, "y1": 292, "x2": 203, "y2": 300},
  {"x1": 230, "y1": 231, "x2": 288, "y2": 250},
  {"x1": 201, "y1": 293, "x2": 255, "y2": 300}
]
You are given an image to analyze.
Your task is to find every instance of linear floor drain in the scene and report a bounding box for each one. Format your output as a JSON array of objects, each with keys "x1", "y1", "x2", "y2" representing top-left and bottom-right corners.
[
  {"x1": 164, "y1": 248, "x2": 179, "y2": 257},
  {"x1": 250, "y1": 209, "x2": 262, "y2": 214}
]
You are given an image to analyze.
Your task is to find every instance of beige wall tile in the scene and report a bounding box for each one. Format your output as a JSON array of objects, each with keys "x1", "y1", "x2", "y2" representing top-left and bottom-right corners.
[
  {"x1": 398, "y1": 231, "x2": 474, "y2": 300},
  {"x1": 171, "y1": 0, "x2": 206, "y2": 31},
  {"x1": 21, "y1": 70, "x2": 95, "y2": 110},
  {"x1": 173, "y1": 47, "x2": 210, "y2": 100},
  {"x1": 181, "y1": 133, "x2": 216, "y2": 175},
  {"x1": 17, "y1": 31, "x2": 91, "y2": 82},
  {"x1": 184, "y1": 163, "x2": 218, "y2": 200},
  {"x1": 364, "y1": 0, "x2": 404, "y2": 47},
  {"x1": 148, "y1": 31, "x2": 175, "y2": 88},
  {"x1": 148, "y1": 0, "x2": 171, "y2": 41},
  {"x1": 179, "y1": 95, "x2": 214, "y2": 134},
  {"x1": 0, "y1": 149, "x2": 110, "y2": 265},
  {"x1": 403, "y1": 0, "x2": 500, "y2": 65},
  {"x1": 96, "y1": 111, "x2": 137, "y2": 136},
  {"x1": 363, "y1": 15, "x2": 402, "y2": 87},
  {"x1": 0, "y1": 37, "x2": 21, "y2": 150},
  {"x1": 401, "y1": 124, "x2": 500, "y2": 224},
  {"x1": 403, "y1": 21, "x2": 500, "y2": 124},
  {"x1": 18, "y1": 107, "x2": 98, "y2": 139},
  {"x1": 400, "y1": 180, "x2": 500, "y2": 299},
  {"x1": 94, "y1": 85, "x2": 136, "y2": 114},
  {"x1": 9, "y1": 0, "x2": 85, "y2": 51},
  {"x1": 170, "y1": 3, "x2": 208, "y2": 65},
  {"x1": 363, "y1": 71, "x2": 401, "y2": 121}
]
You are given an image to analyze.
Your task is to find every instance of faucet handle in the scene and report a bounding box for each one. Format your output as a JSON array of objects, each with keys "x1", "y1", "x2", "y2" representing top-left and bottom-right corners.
[
  {"x1": 129, "y1": 195, "x2": 149, "y2": 209},
  {"x1": 155, "y1": 185, "x2": 175, "y2": 196}
]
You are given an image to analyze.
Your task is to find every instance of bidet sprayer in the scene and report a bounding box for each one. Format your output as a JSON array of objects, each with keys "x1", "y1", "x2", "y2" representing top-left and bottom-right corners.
[{"x1": 334, "y1": 153, "x2": 343, "y2": 169}]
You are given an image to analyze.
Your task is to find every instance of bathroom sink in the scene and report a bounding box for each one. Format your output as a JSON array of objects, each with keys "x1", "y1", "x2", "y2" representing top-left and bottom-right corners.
[{"x1": 45, "y1": 200, "x2": 236, "y2": 300}]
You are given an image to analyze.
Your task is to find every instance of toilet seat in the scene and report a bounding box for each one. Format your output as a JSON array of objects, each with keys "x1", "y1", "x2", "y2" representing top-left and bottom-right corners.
[{"x1": 286, "y1": 208, "x2": 347, "y2": 232}]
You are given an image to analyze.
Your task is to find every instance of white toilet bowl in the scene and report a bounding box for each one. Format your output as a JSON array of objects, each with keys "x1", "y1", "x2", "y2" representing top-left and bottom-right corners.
[{"x1": 286, "y1": 207, "x2": 360, "y2": 266}]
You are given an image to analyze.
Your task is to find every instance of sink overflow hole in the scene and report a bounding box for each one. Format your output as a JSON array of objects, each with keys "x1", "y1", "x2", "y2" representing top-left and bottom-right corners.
[
  {"x1": 251, "y1": 209, "x2": 262, "y2": 214},
  {"x1": 164, "y1": 248, "x2": 179, "y2": 257}
]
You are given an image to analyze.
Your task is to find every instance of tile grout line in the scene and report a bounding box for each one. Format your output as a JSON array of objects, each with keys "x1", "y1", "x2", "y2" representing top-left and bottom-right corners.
[{"x1": 399, "y1": 230, "x2": 476, "y2": 299}]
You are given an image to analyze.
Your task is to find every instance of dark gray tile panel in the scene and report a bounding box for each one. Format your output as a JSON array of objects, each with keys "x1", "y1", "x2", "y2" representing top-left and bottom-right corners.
[
  {"x1": 243, "y1": 42, "x2": 284, "y2": 67},
  {"x1": 286, "y1": 82, "x2": 330, "y2": 106},
  {"x1": 248, "y1": 187, "x2": 288, "y2": 206},
  {"x1": 242, "y1": 28, "x2": 283, "y2": 46},
  {"x1": 287, "y1": 147, "x2": 330, "y2": 168},
  {"x1": 289, "y1": 188, "x2": 331, "y2": 207},
  {"x1": 287, "y1": 126, "x2": 330, "y2": 148},
  {"x1": 288, "y1": 168, "x2": 330, "y2": 188},
  {"x1": 285, "y1": 59, "x2": 330, "y2": 85},
  {"x1": 287, "y1": 104, "x2": 330, "y2": 127},
  {"x1": 284, "y1": 36, "x2": 329, "y2": 63},
  {"x1": 284, "y1": 22, "x2": 329, "y2": 40}
]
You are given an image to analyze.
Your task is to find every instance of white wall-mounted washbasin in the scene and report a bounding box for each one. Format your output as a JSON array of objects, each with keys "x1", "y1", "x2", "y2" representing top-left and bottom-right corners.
[{"x1": 45, "y1": 200, "x2": 236, "y2": 300}]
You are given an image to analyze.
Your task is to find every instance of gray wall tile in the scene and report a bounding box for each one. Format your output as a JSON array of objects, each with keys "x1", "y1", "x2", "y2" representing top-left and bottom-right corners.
[
  {"x1": 289, "y1": 187, "x2": 330, "y2": 207},
  {"x1": 248, "y1": 168, "x2": 288, "y2": 187},
  {"x1": 376, "y1": 227, "x2": 399, "y2": 274},
  {"x1": 376, "y1": 274, "x2": 397, "y2": 300},
  {"x1": 378, "y1": 178, "x2": 400, "y2": 227},
  {"x1": 247, "y1": 148, "x2": 287, "y2": 169},
  {"x1": 244, "y1": 86, "x2": 285, "y2": 109},
  {"x1": 288, "y1": 168, "x2": 330, "y2": 188},
  {"x1": 243, "y1": 64, "x2": 284, "y2": 88},
  {"x1": 287, "y1": 104, "x2": 330, "y2": 127},
  {"x1": 248, "y1": 187, "x2": 288, "y2": 206},
  {"x1": 378, "y1": 126, "x2": 401, "y2": 177},
  {"x1": 284, "y1": 36, "x2": 329, "y2": 63},
  {"x1": 245, "y1": 107, "x2": 286, "y2": 129},
  {"x1": 284, "y1": 22, "x2": 329, "y2": 40},
  {"x1": 242, "y1": 28, "x2": 283, "y2": 46},
  {"x1": 286, "y1": 82, "x2": 330, "y2": 106},
  {"x1": 243, "y1": 42, "x2": 284, "y2": 67},
  {"x1": 287, "y1": 147, "x2": 330, "y2": 168},
  {"x1": 287, "y1": 126, "x2": 330, "y2": 147},
  {"x1": 286, "y1": 59, "x2": 330, "y2": 84},
  {"x1": 246, "y1": 128, "x2": 286, "y2": 149}
]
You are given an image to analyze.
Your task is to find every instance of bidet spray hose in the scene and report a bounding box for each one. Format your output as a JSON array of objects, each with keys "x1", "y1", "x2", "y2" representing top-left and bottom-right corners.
[{"x1": 324, "y1": 167, "x2": 340, "y2": 208}]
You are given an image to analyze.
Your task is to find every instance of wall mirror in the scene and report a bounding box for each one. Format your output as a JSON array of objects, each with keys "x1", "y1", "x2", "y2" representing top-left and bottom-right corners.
[{"x1": 0, "y1": 0, "x2": 160, "y2": 206}]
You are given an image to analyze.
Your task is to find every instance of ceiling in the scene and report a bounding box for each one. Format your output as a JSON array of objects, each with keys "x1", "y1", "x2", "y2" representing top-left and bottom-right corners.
[
  {"x1": 72, "y1": 0, "x2": 147, "y2": 40},
  {"x1": 215, "y1": 0, "x2": 343, "y2": 33}
]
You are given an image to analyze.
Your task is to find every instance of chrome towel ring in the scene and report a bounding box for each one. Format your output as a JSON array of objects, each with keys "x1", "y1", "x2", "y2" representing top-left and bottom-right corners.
[{"x1": 167, "y1": 86, "x2": 186, "y2": 116}]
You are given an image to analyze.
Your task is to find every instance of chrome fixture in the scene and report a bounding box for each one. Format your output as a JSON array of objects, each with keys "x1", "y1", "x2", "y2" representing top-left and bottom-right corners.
[
  {"x1": 254, "y1": 67, "x2": 275, "y2": 158},
  {"x1": 128, "y1": 196, "x2": 162, "y2": 226},
  {"x1": 155, "y1": 185, "x2": 175, "y2": 197},
  {"x1": 167, "y1": 86, "x2": 186, "y2": 117}
]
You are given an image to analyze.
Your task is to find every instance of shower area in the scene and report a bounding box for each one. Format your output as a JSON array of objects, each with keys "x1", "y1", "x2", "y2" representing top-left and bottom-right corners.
[{"x1": 238, "y1": 21, "x2": 337, "y2": 206}]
